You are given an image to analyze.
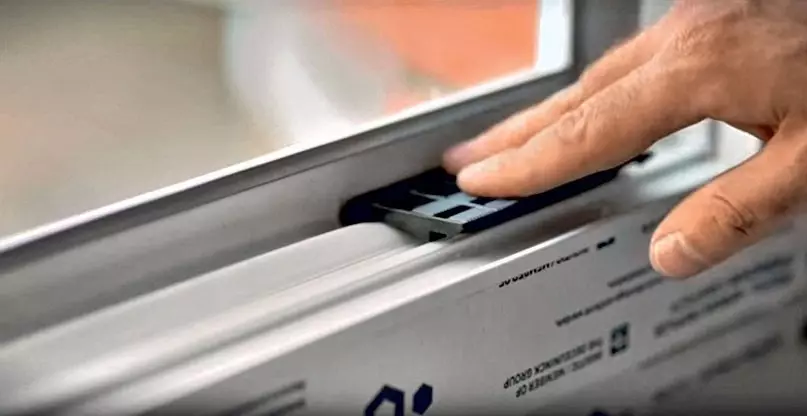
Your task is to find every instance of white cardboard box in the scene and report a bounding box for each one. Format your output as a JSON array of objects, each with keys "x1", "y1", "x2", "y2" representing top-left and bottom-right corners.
[{"x1": 138, "y1": 199, "x2": 807, "y2": 416}]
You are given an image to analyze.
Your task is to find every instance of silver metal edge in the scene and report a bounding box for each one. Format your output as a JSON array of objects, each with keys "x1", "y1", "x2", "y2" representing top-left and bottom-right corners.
[{"x1": 0, "y1": 0, "x2": 641, "y2": 266}]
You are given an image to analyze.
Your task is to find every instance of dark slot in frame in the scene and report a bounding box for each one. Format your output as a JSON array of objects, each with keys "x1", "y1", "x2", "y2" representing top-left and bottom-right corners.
[
  {"x1": 339, "y1": 153, "x2": 652, "y2": 240},
  {"x1": 434, "y1": 205, "x2": 473, "y2": 219}
]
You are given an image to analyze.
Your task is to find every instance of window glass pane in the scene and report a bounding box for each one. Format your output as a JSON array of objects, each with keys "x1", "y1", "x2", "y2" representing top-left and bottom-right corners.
[
  {"x1": 0, "y1": 0, "x2": 571, "y2": 238},
  {"x1": 226, "y1": 0, "x2": 570, "y2": 146}
]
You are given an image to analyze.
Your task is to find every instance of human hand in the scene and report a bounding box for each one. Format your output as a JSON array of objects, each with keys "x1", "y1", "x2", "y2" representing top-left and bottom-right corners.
[{"x1": 442, "y1": 0, "x2": 807, "y2": 279}]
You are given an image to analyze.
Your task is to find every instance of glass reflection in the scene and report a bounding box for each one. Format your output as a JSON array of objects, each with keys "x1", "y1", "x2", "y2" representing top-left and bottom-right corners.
[
  {"x1": 0, "y1": 0, "x2": 563, "y2": 238},
  {"x1": 227, "y1": 0, "x2": 544, "y2": 147}
]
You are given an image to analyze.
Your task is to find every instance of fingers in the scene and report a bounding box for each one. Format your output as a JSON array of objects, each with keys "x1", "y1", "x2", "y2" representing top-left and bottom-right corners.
[
  {"x1": 442, "y1": 25, "x2": 663, "y2": 174},
  {"x1": 650, "y1": 123, "x2": 807, "y2": 278},
  {"x1": 455, "y1": 58, "x2": 704, "y2": 197},
  {"x1": 442, "y1": 85, "x2": 583, "y2": 174}
]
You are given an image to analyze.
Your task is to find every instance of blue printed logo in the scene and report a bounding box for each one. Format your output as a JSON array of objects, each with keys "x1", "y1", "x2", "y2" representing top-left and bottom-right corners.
[{"x1": 364, "y1": 383, "x2": 433, "y2": 416}]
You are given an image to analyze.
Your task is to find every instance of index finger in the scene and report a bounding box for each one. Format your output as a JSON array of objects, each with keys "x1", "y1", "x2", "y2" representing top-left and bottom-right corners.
[
  {"x1": 456, "y1": 58, "x2": 705, "y2": 197},
  {"x1": 442, "y1": 17, "x2": 676, "y2": 174}
]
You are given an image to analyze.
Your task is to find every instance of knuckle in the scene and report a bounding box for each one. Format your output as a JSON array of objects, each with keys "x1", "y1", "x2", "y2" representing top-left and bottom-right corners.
[
  {"x1": 661, "y1": 23, "x2": 715, "y2": 68},
  {"x1": 664, "y1": 1, "x2": 742, "y2": 58},
  {"x1": 706, "y1": 191, "x2": 760, "y2": 239},
  {"x1": 667, "y1": 21, "x2": 718, "y2": 59},
  {"x1": 552, "y1": 107, "x2": 589, "y2": 147},
  {"x1": 763, "y1": 143, "x2": 807, "y2": 216},
  {"x1": 659, "y1": 30, "x2": 725, "y2": 114},
  {"x1": 768, "y1": 172, "x2": 806, "y2": 219},
  {"x1": 668, "y1": 29, "x2": 702, "y2": 56}
]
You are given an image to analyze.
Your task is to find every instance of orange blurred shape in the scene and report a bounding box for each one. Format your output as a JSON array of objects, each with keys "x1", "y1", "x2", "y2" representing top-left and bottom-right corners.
[
  {"x1": 384, "y1": 89, "x2": 432, "y2": 114},
  {"x1": 332, "y1": 0, "x2": 539, "y2": 89}
]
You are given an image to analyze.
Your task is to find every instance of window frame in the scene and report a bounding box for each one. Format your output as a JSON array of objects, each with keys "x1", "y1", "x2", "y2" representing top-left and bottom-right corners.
[
  {"x1": 0, "y1": 0, "x2": 641, "y2": 254},
  {"x1": 0, "y1": 1, "x2": 663, "y2": 341}
]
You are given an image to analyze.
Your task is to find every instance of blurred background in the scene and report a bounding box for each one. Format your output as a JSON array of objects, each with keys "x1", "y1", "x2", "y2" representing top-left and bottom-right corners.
[{"x1": 0, "y1": 0, "x2": 673, "y2": 239}]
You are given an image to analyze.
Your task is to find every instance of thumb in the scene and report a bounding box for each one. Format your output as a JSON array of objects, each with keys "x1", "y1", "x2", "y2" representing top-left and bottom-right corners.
[{"x1": 650, "y1": 123, "x2": 807, "y2": 278}]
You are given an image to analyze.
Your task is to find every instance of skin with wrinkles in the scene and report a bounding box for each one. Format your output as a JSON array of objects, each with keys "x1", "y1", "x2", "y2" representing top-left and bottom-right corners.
[{"x1": 442, "y1": 0, "x2": 807, "y2": 279}]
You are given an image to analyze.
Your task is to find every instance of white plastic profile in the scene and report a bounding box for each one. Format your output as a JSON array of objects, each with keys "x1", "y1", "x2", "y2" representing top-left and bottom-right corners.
[{"x1": 0, "y1": 1, "x2": 769, "y2": 413}]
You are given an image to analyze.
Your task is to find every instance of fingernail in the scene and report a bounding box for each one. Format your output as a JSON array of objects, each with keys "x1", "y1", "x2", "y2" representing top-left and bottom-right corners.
[
  {"x1": 650, "y1": 232, "x2": 708, "y2": 278},
  {"x1": 457, "y1": 156, "x2": 499, "y2": 185}
]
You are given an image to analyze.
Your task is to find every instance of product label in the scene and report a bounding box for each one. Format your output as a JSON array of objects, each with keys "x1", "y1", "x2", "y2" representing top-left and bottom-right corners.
[
  {"x1": 301, "y1": 203, "x2": 805, "y2": 414},
  {"x1": 169, "y1": 202, "x2": 807, "y2": 416},
  {"x1": 504, "y1": 337, "x2": 605, "y2": 399},
  {"x1": 536, "y1": 297, "x2": 807, "y2": 415}
]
